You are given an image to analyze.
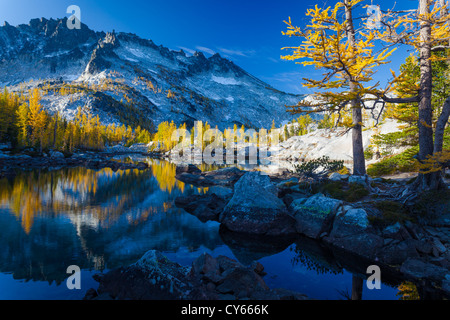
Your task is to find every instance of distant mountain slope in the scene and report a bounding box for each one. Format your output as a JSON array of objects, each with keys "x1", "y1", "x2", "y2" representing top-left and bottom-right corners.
[{"x1": 0, "y1": 17, "x2": 304, "y2": 131}]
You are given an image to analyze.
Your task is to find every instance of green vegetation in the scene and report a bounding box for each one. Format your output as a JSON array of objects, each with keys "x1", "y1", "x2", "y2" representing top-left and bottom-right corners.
[
  {"x1": 292, "y1": 156, "x2": 344, "y2": 179},
  {"x1": 410, "y1": 189, "x2": 450, "y2": 220},
  {"x1": 336, "y1": 166, "x2": 350, "y2": 175},
  {"x1": 368, "y1": 201, "x2": 414, "y2": 228},
  {"x1": 296, "y1": 179, "x2": 369, "y2": 203},
  {"x1": 367, "y1": 52, "x2": 450, "y2": 178},
  {"x1": 364, "y1": 145, "x2": 375, "y2": 160},
  {"x1": 309, "y1": 181, "x2": 369, "y2": 203},
  {"x1": 367, "y1": 147, "x2": 420, "y2": 177}
]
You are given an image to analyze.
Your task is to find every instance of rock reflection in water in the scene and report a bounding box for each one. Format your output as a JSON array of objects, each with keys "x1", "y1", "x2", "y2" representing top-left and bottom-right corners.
[
  {"x1": 0, "y1": 160, "x2": 223, "y2": 286},
  {"x1": 219, "y1": 225, "x2": 297, "y2": 266}
]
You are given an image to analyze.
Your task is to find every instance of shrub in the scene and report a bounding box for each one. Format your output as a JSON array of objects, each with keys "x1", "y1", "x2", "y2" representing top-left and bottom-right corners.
[
  {"x1": 292, "y1": 156, "x2": 344, "y2": 180},
  {"x1": 410, "y1": 189, "x2": 450, "y2": 220},
  {"x1": 337, "y1": 166, "x2": 350, "y2": 175},
  {"x1": 367, "y1": 147, "x2": 420, "y2": 177},
  {"x1": 308, "y1": 181, "x2": 369, "y2": 203},
  {"x1": 368, "y1": 200, "x2": 414, "y2": 228},
  {"x1": 364, "y1": 145, "x2": 375, "y2": 160}
]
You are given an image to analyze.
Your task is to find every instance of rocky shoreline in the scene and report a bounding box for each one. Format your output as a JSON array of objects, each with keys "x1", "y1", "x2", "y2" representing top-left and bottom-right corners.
[
  {"x1": 2, "y1": 145, "x2": 449, "y2": 299},
  {"x1": 173, "y1": 165, "x2": 450, "y2": 298},
  {"x1": 0, "y1": 148, "x2": 160, "y2": 179}
]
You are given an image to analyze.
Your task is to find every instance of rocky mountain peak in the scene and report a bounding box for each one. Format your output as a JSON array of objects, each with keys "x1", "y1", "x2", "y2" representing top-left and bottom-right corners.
[{"x1": 0, "y1": 17, "x2": 304, "y2": 130}]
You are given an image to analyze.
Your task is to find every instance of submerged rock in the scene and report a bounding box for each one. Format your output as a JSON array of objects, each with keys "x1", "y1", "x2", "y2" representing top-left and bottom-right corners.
[
  {"x1": 175, "y1": 167, "x2": 245, "y2": 187},
  {"x1": 175, "y1": 193, "x2": 231, "y2": 222},
  {"x1": 175, "y1": 164, "x2": 201, "y2": 175},
  {"x1": 219, "y1": 172, "x2": 296, "y2": 236},
  {"x1": 49, "y1": 151, "x2": 65, "y2": 158},
  {"x1": 219, "y1": 226, "x2": 297, "y2": 265}
]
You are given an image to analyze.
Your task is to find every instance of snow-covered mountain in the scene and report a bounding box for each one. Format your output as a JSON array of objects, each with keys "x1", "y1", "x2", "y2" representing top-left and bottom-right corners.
[{"x1": 0, "y1": 17, "x2": 304, "y2": 131}]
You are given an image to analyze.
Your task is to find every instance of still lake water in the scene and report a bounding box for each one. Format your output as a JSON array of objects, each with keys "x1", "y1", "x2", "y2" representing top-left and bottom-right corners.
[{"x1": 0, "y1": 158, "x2": 405, "y2": 300}]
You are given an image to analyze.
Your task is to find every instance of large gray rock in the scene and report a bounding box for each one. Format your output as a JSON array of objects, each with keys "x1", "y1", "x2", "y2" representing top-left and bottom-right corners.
[
  {"x1": 187, "y1": 253, "x2": 308, "y2": 300},
  {"x1": 288, "y1": 194, "x2": 342, "y2": 239},
  {"x1": 324, "y1": 206, "x2": 384, "y2": 260},
  {"x1": 49, "y1": 151, "x2": 65, "y2": 158},
  {"x1": 348, "y1": 175, "x2": 370, "y2": 186},
  {"x1": 324, "y1": 231, "x2": 384, "y2": 261},
  {"x1": 400, "y1": 258, "x2": 449, "y2": 282},
  {"x1": 331, "y1": 207, "x2": 371, "y2": 236},
  {"x1": 378, "y1": 239, "x2": 420, "y2": 265},
  {"x1": 91, "y1": 250, "x2": 191, "y2": 300},
  {"x1": 328, "y1": 172, "x2": 348, "y2": 181},
  {"x1": 220, "y1": 172, "x2": 296, "y2": 236}
]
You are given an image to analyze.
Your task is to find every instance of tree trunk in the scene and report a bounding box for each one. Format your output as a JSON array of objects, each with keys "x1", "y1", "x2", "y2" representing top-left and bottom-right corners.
[
  {"x1": 434, "y1": 96, "x2": 450, "y2": 153},
  {"x1": 53, "y1": 112, "x2": 58, "y2": 148},
  {"x1": 418, "y1": 0, "x2": 434, "y2": 161},
  {"x1": 415, "y1": 0, "x2": 442, "y2": 190},
  {"x1": 351, "y1": 276, "x2": 364, "y2": 300},
  {"x1": 351, "y1": 89, "x2": 366, "y2": 176},
  {"x1": 345, "y1": 0, "x2": 367, "y2": 176}
]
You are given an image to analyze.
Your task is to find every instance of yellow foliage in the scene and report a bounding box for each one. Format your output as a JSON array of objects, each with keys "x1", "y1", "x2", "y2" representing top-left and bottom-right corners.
[
  {"x1": 376, "y1": 0, "x2": 450, "y2": 62},
  {"x1": 419, "y1": 150, "x2": 450, "y2": 174},
  {"x1": 281, "y1": 0, "x2": 395, "y2": 113}
]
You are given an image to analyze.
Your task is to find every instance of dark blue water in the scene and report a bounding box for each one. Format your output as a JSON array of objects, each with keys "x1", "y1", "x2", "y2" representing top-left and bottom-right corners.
[{"x1": 0, "y1": 158, "x2": 403, "y2": 300}]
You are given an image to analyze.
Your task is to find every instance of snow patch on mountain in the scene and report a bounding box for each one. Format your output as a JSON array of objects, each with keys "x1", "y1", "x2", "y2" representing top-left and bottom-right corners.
[
  {"x1": 211, "y1": 75, "x2": 241, "y2": 85},
  {"x1": 0, "y1": 17, "x2": 306, "y2": 130}
]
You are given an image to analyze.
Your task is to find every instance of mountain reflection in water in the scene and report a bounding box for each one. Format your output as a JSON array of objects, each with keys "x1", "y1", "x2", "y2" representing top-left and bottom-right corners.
[{"x1": 0, "y1": 158, "x2": 407, "y2": 300}]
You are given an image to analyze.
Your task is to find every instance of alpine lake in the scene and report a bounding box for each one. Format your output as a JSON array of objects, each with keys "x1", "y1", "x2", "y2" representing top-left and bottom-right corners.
[{"x1": 0, "y1": 155, "x2": 405, "y2": 300}]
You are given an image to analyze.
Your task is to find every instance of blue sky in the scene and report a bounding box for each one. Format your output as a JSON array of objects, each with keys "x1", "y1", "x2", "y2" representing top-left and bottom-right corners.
[{"x1": 0, "y1": 0, "x2": 418, "y2": 94}]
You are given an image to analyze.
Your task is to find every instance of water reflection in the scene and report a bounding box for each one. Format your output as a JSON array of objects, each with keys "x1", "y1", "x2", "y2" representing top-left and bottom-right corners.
[
  {"x1": 0, "y1": 160, "x2": 221, "y2": 286},
  {"x1": 0, "y1": 158, "x2": 436, "y2": 300}
]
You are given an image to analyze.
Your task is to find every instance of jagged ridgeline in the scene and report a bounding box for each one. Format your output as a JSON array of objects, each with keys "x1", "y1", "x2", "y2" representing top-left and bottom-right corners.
[{"x1": 0, "y1": 17, "x2": 304, "y2": 131}]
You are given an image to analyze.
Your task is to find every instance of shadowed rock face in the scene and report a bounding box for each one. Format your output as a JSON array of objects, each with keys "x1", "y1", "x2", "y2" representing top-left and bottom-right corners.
[
  {"x1": 85, "y1": 250, "x2": 309, "y2": 300},
  {"x1": 85, "y1": 32, "x2": 120, "y2": 75},
  {"x1": 219, "y1": 172, "x2": 296, "y2": 236},
  {"x1": 175, "y1": 193, "x2": 231, "y2": 223},
  {"x1": 90, "y1": 250, "x2": 192, "y2": 300}
]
